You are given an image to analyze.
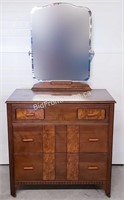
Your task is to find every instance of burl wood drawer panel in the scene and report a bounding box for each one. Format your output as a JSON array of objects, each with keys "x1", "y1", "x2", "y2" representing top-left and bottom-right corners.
[
  {"x1": 43, "y1": 125, "x2": 55, "y2": 153},
  {"x1": 16, "y1": 109, "x2": 44, "y2": 120},
  {"x1": 43, "y1": 154, "x2": 55, "y2": 180},
  {"x1": 78, "y1": 109, "x2": 106, "y2": 120},
  {"x1": 67, "y1": 153, "x2": 79, "y2": 180},
  {"x1": 15, "y1": 155, "x2": 43, "y2": 181},
  {"x1": 79, "y1": 153, "x2": 107, "y2": 181},
  {"x1": 67, "y1": 126, "x2": 79, "y2": 153},
  {"x1": 80, "y1": 125, "x2": 108, "y2": 152}
]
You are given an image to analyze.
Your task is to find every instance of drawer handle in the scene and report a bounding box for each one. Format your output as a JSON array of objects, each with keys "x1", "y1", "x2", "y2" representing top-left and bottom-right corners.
[
  {"x1": 88, "y1": 166, "x2": 98, "y2": 170},
  {"x1": 87, "y1": 113, "x2": 98, "y2": 117},
  {"x1": 26, "y1": 113, "x2": 35, "y2": 117},
  {"x1": 89, "y1": 138, "x2": 99, "y2": 142},
  {"x1": 22, "y1": 139, "x2": 34, "y2": 142},
  {"x1": 24, "y1": 167, "x2": 33, "y2": 170}
]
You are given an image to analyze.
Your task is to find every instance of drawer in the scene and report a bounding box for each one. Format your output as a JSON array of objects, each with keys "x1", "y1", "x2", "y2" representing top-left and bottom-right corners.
[
  {"x1": 14, "y1": 131, "x2": 43, "y2": 154},
  {"x1": 15, "y1": 155, "x2": 42, "y2": 181},
  {"x1": 78, "y1": 109, "x2": 105, "y2": 120},
  {"x1": 79, "y1": 153, "x2": 107, "y2": 181},
  {"x1": 80, "y1": 125, "x2": 108, "y2": 152},
  {"x1": 12, "y1": 103, "x2": 109, "y2": 122},
  {"x1": 16, "y1": 109, "x2": 44, "y2": 120}
]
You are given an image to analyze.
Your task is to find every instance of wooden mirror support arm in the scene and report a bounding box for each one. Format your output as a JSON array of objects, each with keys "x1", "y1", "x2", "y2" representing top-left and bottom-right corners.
[{"x1": 32, "y1": 81, "x2": 92, "y2": 92}]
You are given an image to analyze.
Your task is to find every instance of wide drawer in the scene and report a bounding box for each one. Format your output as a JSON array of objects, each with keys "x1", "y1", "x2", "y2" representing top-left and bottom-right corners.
[
  {"x1": 80, "y1": 125, "x2": 108, "y2": 152},
  {"x1": 15, "y1": 153, "x2": 107, "y2": 182},
  {"x1": 15, "y1": 155, "x2": 43, "y2": 181},
  {"x1": 12, "y1": 103, "x2": 109, "y2": 122},
  {"x1": 79, "y1": 153, "x2": 107, "y2": 181},
  {"x1": 13, "y1": 124, "x2": 108, "y2": 155}
]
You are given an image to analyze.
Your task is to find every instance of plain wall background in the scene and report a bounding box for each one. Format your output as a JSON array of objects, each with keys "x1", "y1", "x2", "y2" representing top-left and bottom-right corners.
[{"x1": 0, "y1": 0, "x2": 123, "y2": 164}]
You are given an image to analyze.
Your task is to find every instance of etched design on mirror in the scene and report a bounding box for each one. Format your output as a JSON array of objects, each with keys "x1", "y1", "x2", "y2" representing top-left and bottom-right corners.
[{"x1": 30, "y1": 3, "x2": 94, "y2": 81}]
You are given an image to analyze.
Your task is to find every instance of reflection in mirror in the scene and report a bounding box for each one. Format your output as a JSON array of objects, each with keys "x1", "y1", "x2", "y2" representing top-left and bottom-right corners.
[{"x1": 30, "y1": 3, "x2": 94, "y2": 81}]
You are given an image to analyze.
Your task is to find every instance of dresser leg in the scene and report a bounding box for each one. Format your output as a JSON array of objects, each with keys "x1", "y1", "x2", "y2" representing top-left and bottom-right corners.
[
  {"x1": 105, "y1": 191, "x2": 111, "y2": 198},
  {"x1": 11, "y1": 191, "x2": 16, "y2": 197},
  {"x1": 105, "y1": 185, "x2": 111, "y2": 198},
  {"x1": 10, "y1": 186, "x2": 16, "y2": 197}
]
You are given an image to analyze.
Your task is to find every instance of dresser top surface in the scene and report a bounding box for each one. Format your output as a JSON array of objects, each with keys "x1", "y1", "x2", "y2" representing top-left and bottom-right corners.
[{"x1": 6, "y1": 89, "x2": 115, "y2": 103}]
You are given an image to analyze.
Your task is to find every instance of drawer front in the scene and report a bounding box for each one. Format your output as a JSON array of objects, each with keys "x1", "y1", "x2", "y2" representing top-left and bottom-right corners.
[
  {"x1": 14, "y1": 153, "x2": 107, "y2": 182},
  {"x1": 13, "y1": 124, "x2": 108, "y2": 154},
  {"x1": 80, "y1": 125, "x2": 108, "y2": 152},
  {"x1": 15, "y1": 155, "x2": 42, "y2": 181},
  {"x1": 78, "y1": 109, "x2": 105, "y2": 120},
  {"x1": 79, "y1": 153, "x2": 107, "y2": 181},
  {"x1": 14, "y1": 131, "x2": 43, "y2": 154},
  {"x1": 12, "y1": 103, "x2": 109, "y2": 122},
  {"x1": 16, "y1": 109, "x2": 44, "y2": 120}
]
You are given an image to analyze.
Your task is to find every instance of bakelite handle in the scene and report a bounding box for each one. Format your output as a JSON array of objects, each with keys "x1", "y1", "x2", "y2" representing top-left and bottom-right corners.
[
  {"x1": 24, "y1": 167, "x2": 33, "y2": 170},
  {"x1": 87, "y1": 113, "x2": 98, "y2": 117},
  {"x1": 88, "y1": 166, "x2": 98, "y2": 170},
  {"x1": 22, "y1": 139, "x2": 34, "y2": 142},
  {"x1": 26, "y1": 113, "x2": 35, "y2": 117},
  {"x1": 88, "y1": 138, "x2": 99, "y2": 142}
]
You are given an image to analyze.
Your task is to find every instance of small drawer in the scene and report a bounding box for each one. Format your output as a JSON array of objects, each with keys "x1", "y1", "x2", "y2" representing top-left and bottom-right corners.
[
  {"x1": 80, "y1": 125, "x2": 108, "y2": 152},
  {"x1": 79, "y1": 153, "x2": 107, "y2": 181},
  {"x1": 14, "y1": 155, "x2": 43, "y2": 181},
  {"x1": 78, "y1": 109, "x2": 105, "y2": 120},
  {"x1": 14, "y1": 131, "x2": 43, "y2": 154},
  {"x1": 16, "y1": 109, "x2": 44, "y2": 120}
]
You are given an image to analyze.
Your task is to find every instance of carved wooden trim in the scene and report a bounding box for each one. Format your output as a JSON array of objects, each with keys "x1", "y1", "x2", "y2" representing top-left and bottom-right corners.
[{"x1": 16, "y1": 180, "x2": 104, "y2": 185}]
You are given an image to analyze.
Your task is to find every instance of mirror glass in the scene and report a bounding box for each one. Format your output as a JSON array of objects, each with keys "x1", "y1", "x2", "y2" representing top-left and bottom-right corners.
[{"x1": 31, "y1": 3, "x2": 94, "y2": 81}]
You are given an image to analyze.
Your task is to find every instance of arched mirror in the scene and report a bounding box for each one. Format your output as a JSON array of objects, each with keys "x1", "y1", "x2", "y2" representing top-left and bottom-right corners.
[{"x1": 30, "y1": 3, "x2": 94, "y2": 81}]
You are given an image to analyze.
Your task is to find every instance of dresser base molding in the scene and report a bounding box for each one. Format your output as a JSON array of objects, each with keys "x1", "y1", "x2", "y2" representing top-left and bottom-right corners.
[
  {"x1": 16, "y1": 180, "x2": 105, "y2": 185},
  {"x1": 14, "y1": 181, "x2": 111, "y2": 197}
]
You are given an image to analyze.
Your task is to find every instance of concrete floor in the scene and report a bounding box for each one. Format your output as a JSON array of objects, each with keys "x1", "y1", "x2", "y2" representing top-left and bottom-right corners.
[{"x1": 0, "y1": 165, "x2": 124, "y2": 200}]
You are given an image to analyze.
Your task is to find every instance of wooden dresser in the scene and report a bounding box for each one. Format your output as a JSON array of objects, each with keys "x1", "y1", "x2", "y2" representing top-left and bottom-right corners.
[{"x1": 6, "y1": 85, "x2": 115, "y2": 197}]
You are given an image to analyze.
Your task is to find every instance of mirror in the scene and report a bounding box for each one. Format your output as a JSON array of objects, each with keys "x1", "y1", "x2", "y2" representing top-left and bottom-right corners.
[{"x1": 30, "y1": 3, "x2": 94, "y2": 81}]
